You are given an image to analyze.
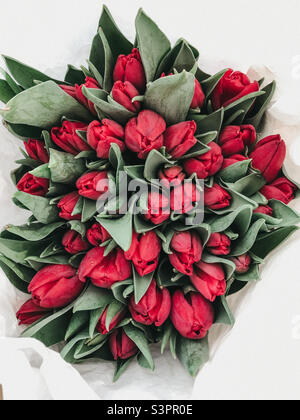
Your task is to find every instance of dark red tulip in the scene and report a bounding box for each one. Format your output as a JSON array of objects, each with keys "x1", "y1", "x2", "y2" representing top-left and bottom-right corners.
[
  {"x1": 250, "y1": 135, "x2": 286, "y2": 183},
  {"x1": 62, "y1": 230, "x2": 90, "y2": 255},
  {"x1": 57, "y1": 192, "x2": 82, "y2": 221},
  {"x1": 76, "y1": 171, "x2": 109, "y2": 201},
  {"x1": 144, "y1": 192, "x2": 170, "y2": 225},
  {"x1": 169, "y1": 231, "x2": 203, "y2": 275},
  {"x1": 87, "y1": 119, "x2": 125, "y2": 159},
  {"x1": 51, "y1": 121, "x2": 90, "y2": 155},
  {"x1": 96, "y1": 306, "x2": 126, "y2": 335},
  {"x1": 28, "y1": 265, "x2": 84, "y2": 309},
  {"x1": 191, "y1": 79, "x2": 206, "y2": 109},
  {"x1": 16, "y1": 299, "x2": 51, "y2": 325},
  {"x1": 253, "y1": 205, "x2": 273, "y2": 216},
  {"x1": 184, "y1": 142, "x2": 224, "y2": 179},
  {"x1": 113, "y1": 48, "x2": 146, "y2": 92},
  {"x1": 222, "y1": 154, "x2": 249, "y2": 170},
  {"x1": 260, "y1": 177, "x2": 297, "y2": 205},
  {"x1": 219, "y1": 125, "x2": 256, "y2": 157},
  {"x1": 109, "y1": 329, "x2": 138, "y2": 360},
  {"x1": 125, "y1": 231, "x2": 161, "y2": 276},
  {"x1": 204, "y1": 184, "x2": 232, "y2": 210},
  {"x1": 78, "y1": 246, "x2": 132, "y2": 288},
  {"x1": 171, "y1": 291, "x2": 214, "y2": 339},
  {"x1": 112, "y1": 81, "x2": 141, "y2": 113},
  {"x1": 125, "y1": 110, "x2": 166, "y2": 160},
  {"x1": 164, "y1": 121, "x2": 197, "y2": 159},
  {"x1": 191, "y1": 261, "x2": 226, "y2": 302},
  {"x1": 17, "y1": 173, "x2": 49, "y2": 197},
  {"x1": 159, "y1": 165, "x2": 186, "y2": 188},
  {"x1": 87, "y1": 223, "x2": 111, "y2": 246},
  {"x1": 231, "y1": 254, "x2": 251, "y2": 274},
  {"x1": 129, "y1": 279, "x2": 171, "y2": 327},
  {"x1": 212, "y1": 69, "x2": 259, "y2": 109},
  {"x1": 24, "y1": 139, "x2": 49, "y2": 163},
  {"x1": 206, "y1": 233, "x2": 231, "y2": 256}
]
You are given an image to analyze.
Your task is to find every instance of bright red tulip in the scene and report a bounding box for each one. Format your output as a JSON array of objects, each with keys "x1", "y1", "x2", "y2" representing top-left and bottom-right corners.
[
  {"x1": 62, "y1": 230, "x2": 90, "y2": 255},
  {"x1": 204, "y1": 184, "x2": 231, "y2": 210},
  {"x1": 16, "y1": 299, "x2": 51, "y2": 325},
  {"x1": 109, "y1": 329, "x2": 138, "y2": 360},
  {"x1": 96, "y1": 306, "x2": 126, "y2": 335},
  {"x1": 24, "y1": 139, "x2": 49, "y2": 163},
  {"x1": 231, "y1": 254, "x2": 251, "y2": 274},
  {"x1": 159, "y1": 165, "x2": 186, "y2": 188},
  {"x1": 260, "y1": 177, "x2": 297, "y2": 205},
  {"x1": 191, "y1": 79, "x2": 205, "y2": 109},
  {"x1": 125, "y1": 231, "x2": 161, "y2": 276},
  {"x1": 222, "y1": 154, "x2": 249, "y2": 170},
  {"x1": 75, "y1": 77, "x2": 100, "y2": 115},
  {"x1": 191, "y1": 261, "x2": 226, "y2": 302},
  {"x1": 112, "y1": 81, "x2": 141, "y2": 113},
  {"x1": 169, "y1": 231, "x2": 203, "y2": 275},
  {"x1": 17, "y1": 173, "x2": 49, "y2": 197},
  {"x1": 254, "y1": 205, "x2": 273, "y2": 216},
  {"x1": 219, "y1": 125, "x2": 256, "y2": 157},
  {"x1": 170, "y1": 183, "x2": 201, "y2": 214},
  {"x1": 184, "y1": 142, "x2": 224, "y2": 179},
  {"x1": 87, "y1": 119, "x2": 125, "y2": 159},
  {"x1": 60, "y1": 84, "x2": 77, "y2": 99},
  {"x1": 144, "y1": 192, "x2": 170, "y2": 225},
  {"x1": 76, "y1": 171, "x2": 109, "y2": 201},
  {"x1": 113, "y1": 48, "x2": 146, "y2": 92},
  {"x1": 51, "y1": 121, "x2": 90, "y2": 155},
  {"x1": 87, "y1": 223, "x2": 111, "y2": 246},
  {"x1": 164, "y1": 121, "x2": 197, "y2": 159},
  {"x1": 206, "y1": 233, "x2": 231, "y2": 256},
  {"x1": 57, "y1": 192, "x2": 82, "y2": 221}
]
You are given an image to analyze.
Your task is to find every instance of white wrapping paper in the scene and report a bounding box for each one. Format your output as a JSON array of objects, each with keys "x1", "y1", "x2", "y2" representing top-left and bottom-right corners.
[{"x1": 0, "y1": 0, "x2": 300, "y2": 401}]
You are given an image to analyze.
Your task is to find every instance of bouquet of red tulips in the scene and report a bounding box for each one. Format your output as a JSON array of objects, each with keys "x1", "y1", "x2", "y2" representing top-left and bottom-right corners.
[{"x1": 0, "y1": 6, "x2": 299, "y2": 381}]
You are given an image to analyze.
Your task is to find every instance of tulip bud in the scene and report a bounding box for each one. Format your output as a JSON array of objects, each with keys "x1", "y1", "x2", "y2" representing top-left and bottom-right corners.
[
  {"x1": 28, "y1": 264, "x2": 84, "y2": 309},
  {"x1": 112, "y1": 81, "x2": 141, "y2": 113},
  {"x1": 75, "y1": 77, "x2": 100, "y2": 115},
  {"x1": 212, "y1": 69, "x2": 259, "y2": 110},
  {"x1": 231, "y1": 254, "x2": 251, "y2": 274},
  {"x1": 158, "y1": 165, "x2": 185, "y2": 188},
  {"x1": 57, "y1": 192, "x2": 82, "y2": 221},
  {"x1": 17, "y1": 173, "x2": 49, "y2": 197},
  {"x1": 113, "y1": 48, "x2": 146, "y2": 92},
  {"x1": 16, "y1": 299, "x2": 51, "y2": 325},
  {"x1": 144, "y1": 192, "x2": 170, "y2": 225},
  {"x1": 125, "y1": 231, "x2": 161, "y2": 277},
  {"x1": 109, "y1": 329, "x2": 138, "y2": 360},
  {"x1": 260, "y1": 177, "x2": 297, "y2": 205},
  {"x1": 60, "y1": 84, "x2": 77, "y2": 98},
  {"x1": 191, "y1": 261, "x2": 226, "y2": 302},
  {"x1": 191, "y1": 79, "x2": 205, "y2": 109},
  {"x1": 125, "y1": 110, "x2": 166, "y2": 160},
  {"x1": 51, "y1": 120, "x2": 90, "y2": 155},
  {"x1": 87, "y1": 223, "x2": 111, "y2": 246},
  {"x1": 24, "y1": 139, "x2": 49, "y2": 163},
  {"x1": 62, "y1": 230, "x2": 90, "y2": 255},
  {"x1": 170, "y1": 183, "x2": 201, "y2": 214},
  {"x1": 164, "y1": 121, "x2": 197, "y2": 159},
  {"x1": 96, "y1": 306, "x2": 126, "y2": 335},
  {"x1": 76, "y1": 170, "x2": 109, "y2": 201},
  {"x1": 219, "y1": 125, "x2": 256, "y2": 157},
  {"x1": 250, "y1": 135, "x2": 286, "y2": 183},
  {"x1": 129, "y1": 279, "x2": 171, "y2": 327},
  {"x1": 87, "y1": 119, "x2": 125, "y2": 159},
  {"x1": 78, "y1": 246, "x2": 132, "y2": 288},
  {"x1": 171, "y1": 291, "x2": 214, "y2": 339},
  {"x1": 222, "y1": 154, "x2": 249, "y2": 170},
  {"x1": 169, "y1": 231, "x2": 203, "y2": 275},
  {"x1": 253, "y1": 205, "x2": 273, "y2": 216},
  {"x1": 184, "y1": 142, "x2": 224, "y2": 179},
  {"x1": 206, "y1": 233, "x2": 231, "y2": 256},
  {"x1": 204, "y1": 184, "x2": 232, "y2": 210}
]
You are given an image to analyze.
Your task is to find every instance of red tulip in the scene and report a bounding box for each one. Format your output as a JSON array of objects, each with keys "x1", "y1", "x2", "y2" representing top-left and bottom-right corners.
[
  {"x1": 191, "y1": 79, "x2": 206, "y2": 109},
  {"x1": 171, "y1": 291, "x2": 214, "y2": 339},
  {"x1": 129, "y1": 279, "x2": 171, "y2": 327},
  {"x1": 57, "y1": 192, "x2": 82, "y2": 221},
  {"x1": 231, "y1": 254, "x2": 251, "y2": 274},
  {"x1": 222, "y1": 154, "x2": 249, "y2": 170},
  {"x1": 206, "y1": 233, "x2": 231, "y2": 256},
  {"x1": 164, "y1": 121, "x2": 197, "y2": 159},
  {"x1": 62, "y1": 230, "x2": 90, "y2": 255},
  {"x1": 113, "y1": 48, "x2": 146, "y2": 92},
  {"x1": 60, "y1": 84, "x2": 77, "y2": 99},
  {"x1": 16, "y1": 299, "x2": 51, "y2": 325},
  {"x1": 260, "y1": 177, "x2": 297, "y2": 205},
  {"x1": 76, "y1": 171, "x2": 109, "y2": 201},
  {"x1": 250, "y1": 135, "x2": 286, "y2": 183},
  {"x1": 125, "y1": 231, "x2": 161, "y2": 276},
  {"x1": 51, "y1": 121, "x2": 90, "y2": 155},
  {"x1": 24, "y1": 139, "x2": 49, "y2": 163},
  {"x1": 212, "y1": 69, "x2": 259, "y2": 109},
  {"x1": 184, "y1": 142, "x2": 224, "y2": 179},
  {"x1": 125, "y1": 110, "x2": 166, "y2": 159},
  {"x1": 254, "y1": 205, "x2": 273, "y2": 216},
  {"x1": 96, "y1": 306, "x2": 126, "y2": 335},
  {"x1": 75, "y1": 77, "x2": 100, "y2": 115},
  {"x1": 87, "y1": 223, "x2": 111, "y2": 246},
  {"x1": 109, "y1": 329, "x2": 138, "y2": 360},
  {"x1": 204, "y1": 184, "x2": 232, "y2": 210},
  {"x1": 191, "y1": 261, "x2": 226, "y2": 302},
  {"x1": 87, "y1": 119, "x2": 125, "y2": 159},
  {"x1": 169, "y1": 231, "x2": 203, "y2": 276},
  {"x1": 170, "y1": 183, "x2": 201, "y2": 214},
  {"x1": 159, "y1": 165, "x2": 186, "y2": 188},
  {"x1": 17, "y1": 173, "x2": 49, "y2": 197},
  {"x1": 144, "y1": 192, "x2": 170, "y2": 225},
  {"x1": 219, "y1": 125, "x2": 256, "y2": 157},
  {"x1": 78, "y1": 246, "x2": 132, "y2": 288},
  {"x1": 28, "y1": 265, "x2": 84, "y2": 309},
  {"x1": 112, "y1": 81, "x2": 141, "y2": 113}
]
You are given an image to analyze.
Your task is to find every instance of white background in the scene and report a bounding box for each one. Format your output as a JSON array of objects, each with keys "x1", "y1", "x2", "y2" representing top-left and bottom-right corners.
[{"x1": 0, "y1": 0, "x2": 300, "y2": 400}]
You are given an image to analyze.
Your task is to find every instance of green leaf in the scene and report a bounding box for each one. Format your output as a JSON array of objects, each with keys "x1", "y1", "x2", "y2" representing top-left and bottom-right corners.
[
  {"x1": 202, "y1": 253, "x2": 236, "y2": 280},
  {"x1": 178, "y1": 140, "x2": 211, "y2": 160},
  {"x1": 138, "y1": 352, "x2": 153, "y2": 370},
  {"x1": 0, "y1": 238, "x2": 46, "y2": 265},
  {"x1": 208, "y1": 204, "x2": 253, "y2": 236},
  {"x1": 105, "y1": 300, "x2": 125, "y2": 331},
  {"x1": 231, "y1": 219, "x2": 266, "y2": 256},
  {"x1": 192, "y1": 108, "x2": 224, "y2": 135},
  {"x1": 65, "y1": 311, "x2": 90, "y2": 341},
  {"x1": 144, "y1": 149, "x2": 174, "y2": 182},
  {"x1": 73, "y1": 284, "x2": 114, "y2": 312},
  {"x1": 81, "y1": 199, "x2": 97, "y2": 223},
  {"x1": 89, "y1": 307, "x2": 104, "y2": 338},
  {"x1": 0, "y1": 67, "x2": 23, "y2": 95},
  {"x1": 89, "y1": 28, "x2": 114, "y2": 92},
  {"x1": 161, "y1": 321, "x2": 173, "y2": 354},
  {"x1": 2, "y1": 55, "x2": 63, "y2": 89},
  {"x1": 124, "y1": 324, "x2": 154, "y2": 371},
  {"x1": 68, "y1": 221, "x2": 86, "y2": 237},
  {"x1": 226, "y1": 173, "x2": 266, "y2": 197},
  {"x1": 74, "y1": 336, "x2": 108, "y2": 359},
  {"x1": 0, "y1": 255, "x2": 35, "y2": 293},
  {"x1": 48, "y1": 149, "x2": 86, "y2": 184},
  {"x1": 124, "y1": 165, "x2": 145, "y2": 180},
  {"x1": 13, "y1": 191, "x2": 59, "y2": 224},
  {"x1": 176, "y1": 335, "x2": 209, "y2": 377},
  {"x1": 201, "y1": 69, "x2": 228, "y2": 98},
  {"x1": 224, "y1": 91, "x2": 265, "y2": 122},
  {"x1": 113, "y1": 357, "x2": 135, "y2": 383},
  {"x1": 234, "y1": 263, "x2": 260, "y2": 282},
  {"x1": 26, "y1": 254, "x2": 70, "y2": 266},
  {"x1": 144, "y1": 71, "x2": 195, "y2": 125},
  {"x1": 30, "y1": 163, "x2": 51, "y2": 179},
  {"x1": 0, "y1": 79, "x2": 16, "y2": 103},
  {"x1": 111, "y1": 279, "x2": 133, "y2": 305},
  {"x1": 270, "y1": 199, "x2": 300, "y2": 228},
  {"x1": 135, "y1": 8, "x2": 171, "y2": 83},
  {"x1": 246, "y1": 81, "x2": 276, "y2": 129},
  {"x1": 133, "y1": 268, "x2": 154, "y2": 304},
  {"x1": 61, "y1": 329, "x2": 90, "y2": 363},
  {"x1": 156, "y1": 39, "x2": 196, "y2": 76},
  {"x1": 4, "y1": 121, "x2": 43, "y2": 141},
  {"x1": 64, "y1": 65, "x2": 86, "y2": 85},
  {"x1": 214, "y1": 295, "x2": 235, "y2": 325},
  {"x1": 97, "y1": 211, "x2": 133, "y2": 252},
  {"x1": 5, "y1": 221, "x2": 64, "y2": 241},
  {"x1": 218, "y1": 160, "x2": 252, "y2": 183},
  {"x1": 0, "y1": 81, "x2": 92, "y2": 128}
]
